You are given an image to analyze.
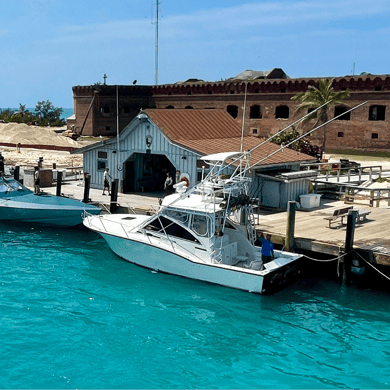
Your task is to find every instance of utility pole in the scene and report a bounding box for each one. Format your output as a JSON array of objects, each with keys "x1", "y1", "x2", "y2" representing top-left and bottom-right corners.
[{"x1": 155, "y1": 0, "x2": 159, "y2": 85}]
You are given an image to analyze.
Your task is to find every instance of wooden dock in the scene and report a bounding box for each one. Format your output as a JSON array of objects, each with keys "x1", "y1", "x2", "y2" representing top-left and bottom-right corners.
[{"x1": 255, "y1": 199, "x2": 390, "y2": 266}]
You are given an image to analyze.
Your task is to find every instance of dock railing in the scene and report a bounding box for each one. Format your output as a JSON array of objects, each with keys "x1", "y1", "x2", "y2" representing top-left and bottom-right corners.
[
  {"x1": 341, "y1": 184, "x2": 390, "y2": 207},
  {"x1": 301, "y1": 162, "x2": 383, "y2": 183}
]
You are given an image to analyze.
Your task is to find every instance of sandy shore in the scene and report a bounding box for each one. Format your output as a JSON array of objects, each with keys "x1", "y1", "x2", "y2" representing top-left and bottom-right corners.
[{"x1": 0, "y1": 146, "x2": 83, "y2": 168}]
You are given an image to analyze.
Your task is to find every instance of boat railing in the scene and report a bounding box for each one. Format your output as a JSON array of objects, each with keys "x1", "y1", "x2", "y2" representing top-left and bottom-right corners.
[
  {"x1": 83, "y1": 211, "x2": 209, "y2": 263},
  {"x1": 97, "y1": 200, "x2": 160, "y2": 216},
  {"x1": 83, "y1": 211, "x2": 132, "y2": 238}
]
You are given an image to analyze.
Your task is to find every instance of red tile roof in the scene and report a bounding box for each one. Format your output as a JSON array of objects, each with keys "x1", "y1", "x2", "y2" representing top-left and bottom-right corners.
[{"x1": 144, "y1": 109, "x2": 315, "y2": 166}]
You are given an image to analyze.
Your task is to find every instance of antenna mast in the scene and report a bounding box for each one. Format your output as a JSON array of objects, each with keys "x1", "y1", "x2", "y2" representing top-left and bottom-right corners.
[{"x1": 155, "y1": 0, "x2": 159, "y2": 85}]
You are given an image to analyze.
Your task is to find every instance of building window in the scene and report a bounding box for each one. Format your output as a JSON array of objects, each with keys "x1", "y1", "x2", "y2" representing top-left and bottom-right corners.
[
  {"x1": 105, "y1": 126, "x2": 111, "y2": 131},
  {"x1": 281, "y1": 88, "x2": 286, "y2": 93},
  {"x1": 254, "y1": 89, "x2": 259, "y2": 93},
  {"x1": 275, "y1": 105, "x2": 289, "y2": 119},
  {"x1": 101, "y1": 106, "x2": 110, "y2": 114},
  {"x1": 166, "y1": 105, "x2": 174, "y2": 109},
  {"x1": 372, "y1": 133, "x2": 379, "y2": 139},
  {"x1": 98, "y1": 151, "x2": 107, "y2": 159},
  {"x1": 250, "y1": 105, "x2": 262, "y2": 119},
  {"x1": 252, "y1": 128, "x2": 258, "y2": 135},
  {"x1": 208, "y1": 90, "x2": 213, "y2": 94},
  {"x1": 230, "y1": 90, "x2": 235, "y2": 94},
  {"x1": 334, "y1": 105, "x2": 351, "y2": 120},
  {"x1": 123, "y1": 106, "x2": 131, "y2": 114},
  {"x1": 369, "y1": 105, "x2": 386, "y2": 121},
  {"x1": 375, "y1": 86, "x2": 382, "y2": 91},
  {"x1": 187, "y1": 91, "x2": 192, "y2": 95},
  {"x1": 97, "y1": 160, "x2": 106, "y2": 170},
  {"x1": 338, "y1": 132, "x2": 344, "y2": 137},
  {"x1": 227, "y1": 105, "x2": 238, "y2": 118},
  {"x1": 185, "y1": 106, "x2": 194, "y2": 109}
]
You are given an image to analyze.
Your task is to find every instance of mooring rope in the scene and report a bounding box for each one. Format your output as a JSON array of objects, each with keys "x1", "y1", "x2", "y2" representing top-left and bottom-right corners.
[
  {"x1": 302, "y1": 251, "x2": 348, "y2": 262},
  {"x1": 354, "y1": 250, "x2": 390, "y2": 282}
]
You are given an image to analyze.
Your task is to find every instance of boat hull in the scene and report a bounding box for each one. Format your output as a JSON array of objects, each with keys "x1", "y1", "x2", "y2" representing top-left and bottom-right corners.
[
  {"x1": 99, "y1": 232, "x2": 301, "y2": 294},
  {"x1": 0, "y1": 195, "x2": 101, "y2": 227}
]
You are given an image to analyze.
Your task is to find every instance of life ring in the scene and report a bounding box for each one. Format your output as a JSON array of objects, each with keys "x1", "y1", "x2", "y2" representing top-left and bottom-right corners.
[{"x1": 179, "y1": 173, "x2": 190, "y2": 188}]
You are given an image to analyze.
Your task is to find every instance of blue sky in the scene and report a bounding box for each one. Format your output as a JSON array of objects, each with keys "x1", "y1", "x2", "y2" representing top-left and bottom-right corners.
[{"x1": 1, "y1": 0, "x2": 389, "y2": 109}]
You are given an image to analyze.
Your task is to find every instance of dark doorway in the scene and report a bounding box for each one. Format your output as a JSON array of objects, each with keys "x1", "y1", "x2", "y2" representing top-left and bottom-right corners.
[{"x1": 124, "y1": 153, "x2": 175, "y2": 193}]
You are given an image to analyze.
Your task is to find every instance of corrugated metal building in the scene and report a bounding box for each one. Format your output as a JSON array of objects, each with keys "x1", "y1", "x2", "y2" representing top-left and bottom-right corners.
[{"x1": 72, "y1": 109, "x2": 317, "y2": 208}]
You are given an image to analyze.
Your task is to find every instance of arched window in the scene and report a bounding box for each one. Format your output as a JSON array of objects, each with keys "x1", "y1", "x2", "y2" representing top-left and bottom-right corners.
[
  {"x1": 369, "y1": 105, "x2": 386, "y2": 121},
  {"x1": 227, "y1": 105, "x2": 238, "y2": 118},
  {"x1": 250, "y1": 105, "x2": 262, "y2": 119},
  {"x1": 166, "y1": 105, "x2": 174, "y2": 109},
  {"x1": 338, "y1": 132, "x2": 344, "y2": 137},
  {"x1": 275, "y1": 105, "x2": 289, "y2": 119},
  {"x1": 334, "y1": 105, "x2": 351, "y2": 120},
  {"x1": 185, "y1": 106, "x2": 194, "y2": 109}
]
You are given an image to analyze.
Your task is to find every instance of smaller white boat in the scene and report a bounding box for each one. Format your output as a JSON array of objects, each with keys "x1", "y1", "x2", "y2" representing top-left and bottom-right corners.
[
  {"x1": 83, "y1": 152, "x2": 302, "y2": 294},
  {"x1": 0, "y1": 176, "x2": 101, "y2": 227}
]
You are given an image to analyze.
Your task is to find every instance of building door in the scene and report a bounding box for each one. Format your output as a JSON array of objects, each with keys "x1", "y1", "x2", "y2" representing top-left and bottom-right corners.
[{"x1": 123, "y1": 153, "x2": 175, "y2": 193}]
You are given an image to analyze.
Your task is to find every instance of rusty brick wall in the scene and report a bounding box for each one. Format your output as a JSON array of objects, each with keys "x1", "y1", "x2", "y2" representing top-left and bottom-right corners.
[{"x1": 71, "y1": 76, "x2": 390, "y2": 151}]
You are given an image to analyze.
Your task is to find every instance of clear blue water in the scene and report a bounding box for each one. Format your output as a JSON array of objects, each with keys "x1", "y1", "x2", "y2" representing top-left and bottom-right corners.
[{"x1": 1, "y1": 222, "x2": 389, "y2": 389}]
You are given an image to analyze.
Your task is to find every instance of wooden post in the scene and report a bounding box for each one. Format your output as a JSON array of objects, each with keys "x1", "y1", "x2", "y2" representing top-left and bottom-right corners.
[
  {"x1": 14, "y1": 165, "x2": 20, "y2": 182},
  {"x1": 83, "y1": 174, "x2": 91, "y2": 203},
  {"x1": 285, "y1": 201, "x2": 296, "y2": 252},
  {"x1": 56, "y1": 170, "x2": 63, "y2": 197},
  {"x1": 110, "y1": 179, "x2": 119, "y2": 213},
  {"x1": 343, "y1": 209, "x2": 358, "y2": 284}
]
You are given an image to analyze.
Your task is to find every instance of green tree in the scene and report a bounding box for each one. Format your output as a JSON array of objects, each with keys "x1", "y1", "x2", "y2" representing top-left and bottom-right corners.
[
  {"x1": 35, "y1": 100, "x2": 65, "y2": 126},
  {"x1": 291, "y1": 78, "x2": 350, "y2": 160},
  {"x1": 272, "y1": 127, "x2": 320, "y2": 159}
]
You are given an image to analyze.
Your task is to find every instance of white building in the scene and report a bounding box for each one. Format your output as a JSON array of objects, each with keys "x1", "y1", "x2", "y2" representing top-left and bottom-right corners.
[{"x1": 72, "y1": 109, "x2": 316, "y2": 208}]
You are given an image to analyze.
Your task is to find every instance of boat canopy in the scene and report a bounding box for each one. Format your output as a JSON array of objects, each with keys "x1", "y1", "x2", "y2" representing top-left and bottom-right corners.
[{"x1": 200, "y1": 152, "x2": 244, "y2": 164}]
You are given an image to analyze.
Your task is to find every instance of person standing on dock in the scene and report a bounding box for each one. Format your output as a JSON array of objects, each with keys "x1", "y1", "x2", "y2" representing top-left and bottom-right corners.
[
  {"x1": 103, "y1": 167, "x2": 112, "y2": 196},
  {"x1": 34, "y1": 167, "x2": 40, "y2": 194},
  {"x1": 164, "y1": 172, "x2": 173, "y2": 196},
  {"x1": 259, "y1": 232, "x2": 274, "y2": 264}
]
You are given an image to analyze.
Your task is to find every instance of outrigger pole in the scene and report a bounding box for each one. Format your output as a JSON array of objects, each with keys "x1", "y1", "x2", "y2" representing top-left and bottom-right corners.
[
  {"x1": 244, "y1": 100, "x2": 368, "y2": 173},
  {"x1": 217, "y1": 100, "x2": 331, "y2": 179}
]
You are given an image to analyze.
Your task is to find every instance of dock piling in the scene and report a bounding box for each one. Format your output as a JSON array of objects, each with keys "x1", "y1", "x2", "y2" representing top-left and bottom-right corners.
[
  {"x1": 110, "y1": 179, "x2": 119, "y2": 213},
  {"x1": 83, "y1": 174, "x2": 91, "y2": 203},
  {"x1": 343, "y1": 209, "x2": 358, "y2": 284},
  {"x1": 285, "y1": 201, "x2": 296, "y2": 252},
  {"x1": 56, "y1": 170, "x2": 63, "y2": 197},
  {"x1": 14, "y1": 165, "x2": 20, "y2": 181}
]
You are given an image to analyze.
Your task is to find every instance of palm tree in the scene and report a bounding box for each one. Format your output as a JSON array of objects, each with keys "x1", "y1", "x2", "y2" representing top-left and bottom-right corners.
[{"x1": 291, "y1": 78, "x2": 350, "y2": 160}]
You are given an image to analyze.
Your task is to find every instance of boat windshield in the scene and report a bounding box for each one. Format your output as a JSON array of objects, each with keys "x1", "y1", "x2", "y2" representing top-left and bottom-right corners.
[
  {"x1": 165, "y1": 209, "x2": 190, "y2": 225},
  {"x1": 0, "y1": 179, "x2": 24, "y2": 193},
  {"x1": 191, "y1": 214, "x2": 212, "y2": 237}
]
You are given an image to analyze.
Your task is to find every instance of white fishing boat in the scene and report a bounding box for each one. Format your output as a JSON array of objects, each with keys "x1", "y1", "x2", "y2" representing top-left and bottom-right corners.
[
  {"x1": 83, "y1": 151, "x2": 302, "y2": 294},
  {"x1": 0, "y1": 176, "x2": 101, "y2": 227}
]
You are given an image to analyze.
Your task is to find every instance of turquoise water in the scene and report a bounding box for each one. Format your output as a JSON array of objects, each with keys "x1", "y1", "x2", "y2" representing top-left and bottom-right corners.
[{"x1": 1, "y1": 223, "x2": 389, "y2": 389}]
